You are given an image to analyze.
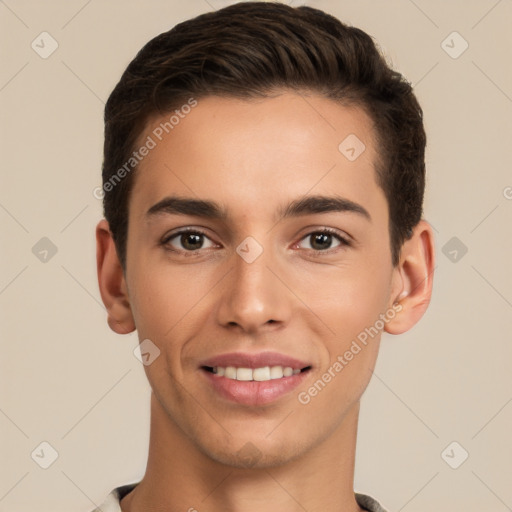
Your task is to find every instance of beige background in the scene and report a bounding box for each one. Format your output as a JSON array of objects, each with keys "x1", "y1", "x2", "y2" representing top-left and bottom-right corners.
[{"x1": 1, "y1": 0, "x2": 511, "y2": 511}]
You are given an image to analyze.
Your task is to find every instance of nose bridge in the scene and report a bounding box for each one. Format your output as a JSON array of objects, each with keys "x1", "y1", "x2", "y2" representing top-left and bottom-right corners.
[{"x1": 216, "y1": 235, "x2": 290, "y2": 331}]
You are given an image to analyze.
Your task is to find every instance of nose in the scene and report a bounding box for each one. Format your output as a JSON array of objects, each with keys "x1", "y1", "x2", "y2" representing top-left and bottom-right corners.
[{"x1": 216, "y1": 240, "x2": 292, "y2": 334}]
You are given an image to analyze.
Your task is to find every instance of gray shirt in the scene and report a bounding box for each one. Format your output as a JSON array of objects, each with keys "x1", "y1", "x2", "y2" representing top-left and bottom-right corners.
[{"x1": 90, "y1": 482, "x2": 389, "y2": 511}]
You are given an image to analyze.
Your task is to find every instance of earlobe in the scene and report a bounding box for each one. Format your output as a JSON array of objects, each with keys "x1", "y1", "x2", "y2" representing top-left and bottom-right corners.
[
  {"x1": 385, "y1": 219, "x2": 436, "y2": 335},
  {"x1": 96, "y1": 219, "x2": 136, "y2": 335}
]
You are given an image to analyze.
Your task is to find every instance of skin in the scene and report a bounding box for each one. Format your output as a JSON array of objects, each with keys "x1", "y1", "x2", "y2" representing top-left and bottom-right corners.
[{"x1": 96, "y1": 90, "x2": 435, "y2": 512}]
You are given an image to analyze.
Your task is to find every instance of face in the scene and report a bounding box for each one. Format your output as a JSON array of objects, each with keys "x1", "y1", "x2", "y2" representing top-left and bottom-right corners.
[{"x1": 122, "y1": 90, "x2": 403, "y2": 468}]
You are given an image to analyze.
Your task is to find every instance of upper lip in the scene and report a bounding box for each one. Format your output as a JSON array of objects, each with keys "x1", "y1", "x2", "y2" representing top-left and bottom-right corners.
[{"x1": 200, "y1": 351, "x2": 311, "y2": 370}]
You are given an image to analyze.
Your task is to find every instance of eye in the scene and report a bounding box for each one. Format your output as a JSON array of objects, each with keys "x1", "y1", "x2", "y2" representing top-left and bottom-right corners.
[
  {"x1": 296, "y1": 228, "x2": 351, "y2": 253},
  {"x1": 161, "y1": 227, "x2": 351, "y2": 256},
  {"x1": 162, "y1": 228, "x2": 216, "y2": 253}
]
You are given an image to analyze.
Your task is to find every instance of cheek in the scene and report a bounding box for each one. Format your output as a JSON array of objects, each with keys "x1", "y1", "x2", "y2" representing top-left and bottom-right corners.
[
  {"x1": 127, "y1": 269, "x2": 195, "y2": 389},
  {"x1": 128, "y1": 267, "x2": 173, "y2": 339},
  {"x1": 314, "y1": 261, "x2": 392, "y2": 338},
  {"x1": 303, "y1": 341, "x2": 379, "y2": 421},
  {"x1": 300, "y1": 276, "x2": 386, "y2": 414},
  {"x1": 128, "y1": 261, "x2": 212, "y2": 341}
]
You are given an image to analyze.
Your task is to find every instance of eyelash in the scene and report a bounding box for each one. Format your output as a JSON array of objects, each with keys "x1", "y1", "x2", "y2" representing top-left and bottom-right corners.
[{"x1": 160, "y1": 227, "x2": 351, "y2": 256}]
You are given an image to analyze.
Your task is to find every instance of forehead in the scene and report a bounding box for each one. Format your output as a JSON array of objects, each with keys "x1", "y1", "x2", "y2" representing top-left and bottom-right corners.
[{"x1": 129, "y1": 91, "x2": 386, "y2": 224}]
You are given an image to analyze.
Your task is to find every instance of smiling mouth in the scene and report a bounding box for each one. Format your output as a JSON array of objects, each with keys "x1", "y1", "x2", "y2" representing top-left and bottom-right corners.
[{"x1": 202, "y1": 365, "x2": 312, "y2": 382}]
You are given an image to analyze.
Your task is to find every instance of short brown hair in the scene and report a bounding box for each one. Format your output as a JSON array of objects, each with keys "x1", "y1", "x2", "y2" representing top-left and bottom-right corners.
[{"x1": 102, "y1": 1, "x2": 426, "y2": 269}]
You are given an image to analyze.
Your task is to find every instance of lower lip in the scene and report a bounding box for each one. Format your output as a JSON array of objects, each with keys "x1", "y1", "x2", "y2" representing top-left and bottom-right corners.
[{"x1": 201, "y1": 368, "x2": 311, "y2": 406}]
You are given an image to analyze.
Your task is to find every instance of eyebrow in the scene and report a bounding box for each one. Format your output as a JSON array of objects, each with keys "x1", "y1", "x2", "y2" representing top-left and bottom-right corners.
[{"x1": 146, "y1": 194, "x2": 371, "y2": 222}]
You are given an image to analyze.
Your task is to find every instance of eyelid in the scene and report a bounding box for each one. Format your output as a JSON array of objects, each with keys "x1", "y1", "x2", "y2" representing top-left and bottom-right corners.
[
  {"x1": 161, "y1": 227, "x2": 217, "y2": 252},
  {"x1": 160, "y1": 226, "x2": 352, "y2": 254},
  {"x1": 294, "y1": 227, "x2": 352, "y2": 252}
]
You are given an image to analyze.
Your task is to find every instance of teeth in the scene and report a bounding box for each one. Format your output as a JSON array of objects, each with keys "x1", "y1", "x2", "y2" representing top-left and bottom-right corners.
[
  {"x1": 270, "y1": 366, "x2": 283, "y2": 379},
  {"x1": 211, "y1": 365, "x2": 303, "y2": 381},
  {"x1": 253, "y1": 366, "x2": 270, "y2": 381},
  {"x1": 236, "y1": 368, "x2": 253, "y2": 381},
  {"x1": 224, "y1": 366, "x2": 237, "y2": 379}
]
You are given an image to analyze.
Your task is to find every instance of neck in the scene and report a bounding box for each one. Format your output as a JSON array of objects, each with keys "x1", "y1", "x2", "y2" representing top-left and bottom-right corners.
[{"x1": 121, "y1": 393, "x2": 364, "y2": 512}]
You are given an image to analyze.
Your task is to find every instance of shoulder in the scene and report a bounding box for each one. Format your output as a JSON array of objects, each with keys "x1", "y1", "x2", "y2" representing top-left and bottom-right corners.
[
  {"x1": 88, "y1": 484, "x2": 385, "y2": 512},
  {"x1": 355, "y1": 492, "x2": 389, "y2": 512},
  {"x1": 88, "y1": 482, "x2": 139, "y2": 512}
]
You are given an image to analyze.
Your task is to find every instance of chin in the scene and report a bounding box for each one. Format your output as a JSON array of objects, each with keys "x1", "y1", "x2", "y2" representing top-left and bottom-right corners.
[{"x1": 198, "y1": 434, "x2": 310, "y2": 470}]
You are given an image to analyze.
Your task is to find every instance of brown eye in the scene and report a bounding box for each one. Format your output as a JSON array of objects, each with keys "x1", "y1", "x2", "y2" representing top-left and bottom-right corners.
[
  {"x1": 162, "y1": 229, "x2": 216, "y2": 252},
  {"x1": 297, "y1": 229, "x2": 350, "y2": 252},
  {"x1": 310, "y1": 232, "x2": 334, "y2": 251},
  {"x1": 179, "y1": 232, "x2": 204, "y2": 250}
]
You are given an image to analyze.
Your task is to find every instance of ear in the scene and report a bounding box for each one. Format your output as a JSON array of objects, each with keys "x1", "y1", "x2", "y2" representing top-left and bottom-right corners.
[
  {"x1": 96, "y1": 219, "x2": 136, "y2": 334},
  {"x1": 385, "y1": 219, "x2": 436, "y2": 335}
]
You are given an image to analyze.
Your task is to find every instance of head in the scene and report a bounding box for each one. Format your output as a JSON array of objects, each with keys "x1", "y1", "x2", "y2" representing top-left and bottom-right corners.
[
  {"x1": 96, "y1": 2, "x2": 434, "y2": 469},
  {"x1": 101, "y1": 1, "x2": 426, "y2": 271}
]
